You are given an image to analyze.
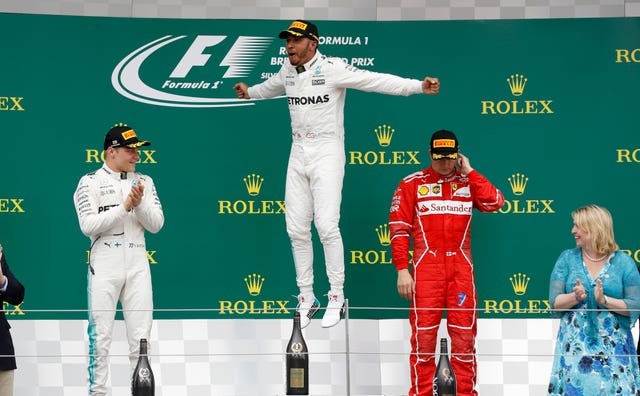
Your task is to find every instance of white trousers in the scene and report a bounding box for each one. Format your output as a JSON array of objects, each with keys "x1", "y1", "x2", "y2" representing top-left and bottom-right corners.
[
  {"x1": 285, "y1": 140, "x2": 345, "y2": 296},
  {"x1": 88, "y1": 240, "x2": 153, "y2": 395}
]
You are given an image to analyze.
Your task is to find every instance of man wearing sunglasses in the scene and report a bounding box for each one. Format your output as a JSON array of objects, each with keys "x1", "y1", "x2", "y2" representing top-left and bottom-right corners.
[{"x1": 388, "y1": 129, "x2": 504, "y2": 396}]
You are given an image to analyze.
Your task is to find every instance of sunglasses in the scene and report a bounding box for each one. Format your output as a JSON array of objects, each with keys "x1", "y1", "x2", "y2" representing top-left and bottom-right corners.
[{"x1": 431, "y1": 153, "x2": 458, "y2": 160}]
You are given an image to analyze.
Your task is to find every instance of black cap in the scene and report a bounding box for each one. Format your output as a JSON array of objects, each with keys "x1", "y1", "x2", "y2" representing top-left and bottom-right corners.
[
  {"x1": 103, "y1": 124, "x2": 151, "y2": 150},
  {"x1": 278, "y1": 20, "x2": 319, "y2": 42},
  {"x1": 430, "y1": 130, "x2": 459, "y2": 160}
]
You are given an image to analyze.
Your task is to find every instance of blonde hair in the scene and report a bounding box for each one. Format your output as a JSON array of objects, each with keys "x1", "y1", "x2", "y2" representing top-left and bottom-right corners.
[{"x1": 572, "y1": 204, "x2": 619, "y2": 256}]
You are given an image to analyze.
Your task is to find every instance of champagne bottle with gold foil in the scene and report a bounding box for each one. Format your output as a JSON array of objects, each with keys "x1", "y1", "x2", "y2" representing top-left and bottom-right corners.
[
  {"x1": 433, "y1": 338, "x2": 456, "y2": 396},
  {"x1": 286, "y1": 312, "x2": 309, "y2": 395},
  {"x1": 131, "y1": 338, "x2": 155, "y2": 396}
]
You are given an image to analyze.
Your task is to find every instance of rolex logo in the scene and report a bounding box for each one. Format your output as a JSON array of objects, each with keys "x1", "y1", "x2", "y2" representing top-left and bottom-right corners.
[
  {"x1": 508, "y1": 173, "x2": 528, "y2": 196},
  {"x1": 482, "y1": 74, "x2": 552, "y2": 115},
  {"x1": 219, "y1": 273, "x2": 289, "y2": 315},
  {"x1": 244, "y1": 273, "x2": 265, "y2": 296},
  {"x1": 374, "y1": 124, "x2": 395, "y2": 147},
  {"x1": 243, "y1": 174, "x2": 264, "y2": 196},
  {"x1": 219, "y1": 174, "x2": 285, "y2": 215},
  {"x1": 483, "y1": 272, "x2": 549, "y2": 314},
  {"x1": 507, "y1": 74, "x2": 527, "y2": 96},
  {"x1": 509, "y1": 273, "x2": 530, "y2": 295},
  {"x1": 376, "y1": 224, "x2": 391, "y2": 246},
  {"x1": 349, "y1": 123, "x2": 420, "y2": 165},
  {"x1": 498, "y1": 172, "x2": 554, "y2": 214}
]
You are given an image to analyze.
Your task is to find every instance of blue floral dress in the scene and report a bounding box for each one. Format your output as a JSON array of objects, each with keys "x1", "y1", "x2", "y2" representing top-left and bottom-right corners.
[{"x1": 548, "y1": 249, "x2": 640, "y2": 396}]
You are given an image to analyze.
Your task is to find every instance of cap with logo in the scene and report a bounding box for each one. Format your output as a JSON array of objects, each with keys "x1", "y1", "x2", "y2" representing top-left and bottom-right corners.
[
  {"x1": 103, "y1": 124, "x2": 151, "y2": 150},
  {"x1": 278, "y1": 20, "x2": 319, "y2": 42},
  {"x1": 430, "y1": 129, "x2": 459, "y2": 160}
]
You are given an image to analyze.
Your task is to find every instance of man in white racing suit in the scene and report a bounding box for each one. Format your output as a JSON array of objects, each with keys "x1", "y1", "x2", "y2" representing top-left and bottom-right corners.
[
  {"x1": 234, "y1": 20, "x2": 440, "y2": 328},
  {"x1": 73, "y1": 124, "x2": 164, "y2": 395}
]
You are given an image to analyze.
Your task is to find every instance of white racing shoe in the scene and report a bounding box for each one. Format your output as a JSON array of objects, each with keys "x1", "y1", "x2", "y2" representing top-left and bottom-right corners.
[
  {"x1": 296, "y1": 293, "x2": 320, "y2": 329},
  {"x1": 321, "y1": 292, "x2": 345, "y2": 328}
]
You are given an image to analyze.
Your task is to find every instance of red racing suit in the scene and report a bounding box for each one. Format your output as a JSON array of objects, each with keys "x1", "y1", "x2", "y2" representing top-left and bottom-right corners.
[{"x1": 389, "y1": 166, "x2": 504, "y2": 396}]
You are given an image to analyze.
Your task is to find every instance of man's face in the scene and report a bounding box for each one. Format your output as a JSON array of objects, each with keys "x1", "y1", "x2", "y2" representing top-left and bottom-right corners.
[
  {"x1": 430, "y1": 152, "x2": 458, "y2": 176},
  {"x1": 285, "y1": 36, "x2": 317, "y2": 66},
  {"x1": 107, "y1": 146, "x2": 139, "y2": 173}
]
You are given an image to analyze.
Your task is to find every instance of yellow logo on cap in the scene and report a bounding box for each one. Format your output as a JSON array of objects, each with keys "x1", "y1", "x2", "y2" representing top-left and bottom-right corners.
[
  {"x1": 433, "y1": 139, "x2": 456, "y2": 149},
  {"x1": 121, "y1": 129, "x2": 136, "y2": 140},
  {"x1": 290, "y1": 21, "x2": 308, "y2": 30}
]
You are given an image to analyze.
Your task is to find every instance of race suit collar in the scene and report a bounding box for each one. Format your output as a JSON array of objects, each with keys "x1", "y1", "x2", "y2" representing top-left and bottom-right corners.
[
  {"x1": 307, "y1": 51, "x2": 321, "y2": 69},
  {"x1": 427, "y1": 165, "x2": 458, "y2": 182},
  {"x1": 102, "y1": 163, "x2": 132, "y2": 180},
  {"x1": 295, "y1": 51, "x2": 321, "y2": 74}
]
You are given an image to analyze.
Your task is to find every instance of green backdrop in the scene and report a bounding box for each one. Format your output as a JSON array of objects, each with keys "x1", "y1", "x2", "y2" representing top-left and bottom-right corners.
[{"x1": 1, "y1": 14, "x2": 638, "y2": 319}]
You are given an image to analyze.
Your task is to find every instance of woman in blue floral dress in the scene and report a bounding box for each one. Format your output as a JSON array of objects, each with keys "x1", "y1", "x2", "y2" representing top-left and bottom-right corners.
[{"x1": 548, "y1": 205, "x2": 640, "y2": 395}]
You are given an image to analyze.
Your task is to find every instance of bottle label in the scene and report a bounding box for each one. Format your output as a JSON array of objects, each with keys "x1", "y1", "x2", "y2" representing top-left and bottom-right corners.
[
  {"x1": 290, "y1": 342, "x2": 304, "y2": 357},
  {"x1": 433, "y1": 386, "x2": 455, "y2": 396},
  {"x1": 439, "y1": 368, "x2": 455, "y2": 384},
  {"x1": 289, "y1": 368, "x2": 305, "y2": 388},
  {"x1": 137, "y1": 368, "x2": 153, "y2": 383}
]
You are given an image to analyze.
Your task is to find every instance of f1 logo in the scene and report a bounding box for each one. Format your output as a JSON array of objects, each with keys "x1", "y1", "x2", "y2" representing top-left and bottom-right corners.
[{"x1": 170, "y1": 36, "x2": 226, "y2": 78}]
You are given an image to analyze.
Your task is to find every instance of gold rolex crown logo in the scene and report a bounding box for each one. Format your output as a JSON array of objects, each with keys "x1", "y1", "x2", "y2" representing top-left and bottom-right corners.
[
  {"x1": 507, "y1": 73, "x2": 527, "y2": 96},
  {"x1": 243, "y1": 174, "x2": 264, "y2": 196},
  {"x1": 376, "y1": 224, "x2": 391, "y2": 246},
  {"x1": 244, "y1": 273, "x2": 264, "y2": 296},
  {"x1": 509, "y1": 273, "x2": 530, "y2": 296},
  {"x1": 374, "y1": 124, "x2": 395, "y2": 147},
  {"x1": 508, "y1": 173, "x2": 528, "y2": 196}
]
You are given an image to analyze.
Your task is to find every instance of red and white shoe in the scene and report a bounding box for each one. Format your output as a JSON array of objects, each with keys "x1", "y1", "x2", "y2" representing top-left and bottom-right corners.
[
  {"x1": 321, "y1": 292, "x2": 345, "y2": 328},
  {"x1": 296, "y1": 293, "x2": 320, "y2": 329}
]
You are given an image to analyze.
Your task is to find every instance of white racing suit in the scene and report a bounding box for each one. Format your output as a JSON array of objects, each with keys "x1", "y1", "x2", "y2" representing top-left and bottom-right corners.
[
  {"x1": 248, "y1": 51, "x2": 424, "y2": 296},
  {"x1": 73, "y1": 164, "x2": 164, "y2": 395}
]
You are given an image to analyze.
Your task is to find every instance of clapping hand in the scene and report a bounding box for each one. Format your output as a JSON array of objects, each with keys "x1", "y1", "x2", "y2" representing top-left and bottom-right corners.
[
  {"x1": 573, "y1": 279, "x2": 587, "y2": 302},
  {"x1": 124, "y1": 181, "x2": 145, "y2": 212},
  {"x1": 594, "y1": 278, "x2": 605, "y2": 305}
]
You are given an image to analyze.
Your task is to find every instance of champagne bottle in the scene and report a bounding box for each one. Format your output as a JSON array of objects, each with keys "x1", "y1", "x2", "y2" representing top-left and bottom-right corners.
[
  {"x1": 433, "y1": 338, "x2": 456, "y2": 396},
  {"x1": 286, "y1": 312, "x2": 309, "y2": 395},
  {"x1": 131, "y1": 338, "x2": 155, "y2": 396}
]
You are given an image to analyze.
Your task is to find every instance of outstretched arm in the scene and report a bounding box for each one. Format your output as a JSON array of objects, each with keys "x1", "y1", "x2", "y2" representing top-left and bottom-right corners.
[
  {"x1": 233, "y1": 82, "x2": 251, "y2": 99},
  {"x1": 422, "y1": 77, "x2": 440, "y2": 94}
]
